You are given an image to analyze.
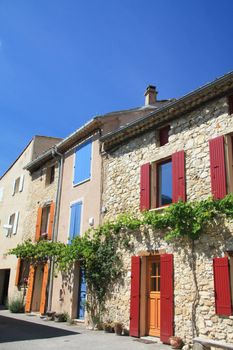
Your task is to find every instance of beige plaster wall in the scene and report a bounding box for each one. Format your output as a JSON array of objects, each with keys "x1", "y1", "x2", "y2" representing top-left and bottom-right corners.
[
  {"x1": 52, "y1": 132, "x2": 102, "y2": 316},
  {"x1": 0, "y1": 141, "x2": 34, "y2": 301},
  {"x1": 0, "y1": 136, "x2": 60, "y2": 304}
]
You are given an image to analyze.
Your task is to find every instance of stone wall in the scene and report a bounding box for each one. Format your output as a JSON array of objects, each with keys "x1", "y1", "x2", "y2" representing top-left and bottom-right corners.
[
  {"x1": 101, "y1": 96, "x2": 233, "y2": 343},
  {"x1": 23, "y1": 159, "x2": 59, "y2": 242}
]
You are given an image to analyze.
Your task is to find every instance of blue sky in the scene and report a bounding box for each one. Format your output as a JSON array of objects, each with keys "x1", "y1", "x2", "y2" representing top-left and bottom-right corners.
[{"x1": 0, "y1": 0, "x2": 232, "y2": 176}]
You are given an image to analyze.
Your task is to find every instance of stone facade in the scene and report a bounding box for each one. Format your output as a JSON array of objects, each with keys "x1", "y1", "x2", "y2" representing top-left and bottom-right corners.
[
  {"x1": 24, "y1": 158, "x2": 59, "y2": 242},
  {"x1": 101, "y1": 96, "x2": 233, "y2": 343}
]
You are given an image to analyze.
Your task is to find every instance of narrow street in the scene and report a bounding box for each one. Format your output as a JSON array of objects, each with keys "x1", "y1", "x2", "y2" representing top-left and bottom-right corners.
[{"x1": 0, "y1": 310, "x2": 170, "y2": 350}]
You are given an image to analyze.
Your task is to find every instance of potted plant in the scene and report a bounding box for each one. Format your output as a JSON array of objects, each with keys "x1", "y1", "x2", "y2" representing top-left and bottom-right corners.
[
  {"x1": 114, "y1": 322, "x2": 123, "y2": 335},
  {"x1": 169, "y1": 336, "x2": 183, "y2": 349},
  {"x1": 103, "y1": 322, "x2": 114, "y2": 333}
]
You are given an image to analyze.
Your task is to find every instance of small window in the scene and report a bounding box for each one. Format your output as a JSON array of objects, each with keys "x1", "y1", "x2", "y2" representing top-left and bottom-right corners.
[
  {"x1": 228, "y1": 95, "x2": 233, "y2": 115},
  {"x1": 40, "y1": 205, "x2": 50, "y2": 238},
  {"x1": 225, "y1": 134, "x2": 233, "y2": 194},
  {"x1": 7, "y1": 212, "x2": 19, "y2": 235},
  {"x1": 46, "y1": 165, "x2": 55, "y2": 185},
  {"x1": 12, "y1": 175, "x2": 24, "y2": 195},
  {"x1": 8, "y1": 214, "x2": 15, "y2": 235},
  {"x1": 159, "y1": 125, "x2": 170, "y2": 146},
  {"x1": 13, "y1": 177, "x2": 20, "y2": 195},
  {"x1": 0, "y1": 188, "x2": 3, "y2": 202},
  {"x1": 73, "y1": 140, "x2": 92, "y2": 185},
  {"x1": 157, "y1": 160, "x2": 172, "y2": 207}
]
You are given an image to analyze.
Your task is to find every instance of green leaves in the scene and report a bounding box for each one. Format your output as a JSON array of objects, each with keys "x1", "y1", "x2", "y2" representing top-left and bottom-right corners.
[{"x1": 9, "y1": 194, "x2": 233, "y2": 319}]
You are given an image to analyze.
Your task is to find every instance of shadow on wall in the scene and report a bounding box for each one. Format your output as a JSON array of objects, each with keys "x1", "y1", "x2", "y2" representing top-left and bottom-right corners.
[{"x1": 0, "y1": 315, "x2": 79, "y2": 343}]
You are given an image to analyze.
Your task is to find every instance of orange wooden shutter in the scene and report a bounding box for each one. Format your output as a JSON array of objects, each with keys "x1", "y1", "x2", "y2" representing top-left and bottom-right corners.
[
  {"x1": 39, "y1": 263, "x2": 49, "y2": 314},
  {"x1": 35, "y1": 207, "x2": 43, "y2": 241},
  {"x1": 47, "y1": 202, "x2": 55, "y2": 240},
  {"x1": 25, "y1": 265, "x2": 35, "y2": 312},
  {"x1": 15, "y1": 258, "x2": 21, "y2": 286}
]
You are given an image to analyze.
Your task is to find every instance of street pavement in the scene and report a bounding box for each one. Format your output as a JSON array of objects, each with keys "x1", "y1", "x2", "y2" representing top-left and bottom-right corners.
[{"x1": 0, "y1": 310, "x2": 170, "y2": 350}]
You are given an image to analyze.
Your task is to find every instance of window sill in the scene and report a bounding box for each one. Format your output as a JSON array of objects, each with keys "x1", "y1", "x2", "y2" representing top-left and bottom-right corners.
[
  {"x1": 149, "y1": 206, "x2": 168, "y2": 213},
  {"x1": 73, "y1": 178, "x2": 91, "y2": 187}
]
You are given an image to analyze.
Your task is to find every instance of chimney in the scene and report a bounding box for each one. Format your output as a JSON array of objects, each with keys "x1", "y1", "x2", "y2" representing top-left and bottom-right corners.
[{"x1": 144, "y1": 85, "x2": 158, "y2": 105}]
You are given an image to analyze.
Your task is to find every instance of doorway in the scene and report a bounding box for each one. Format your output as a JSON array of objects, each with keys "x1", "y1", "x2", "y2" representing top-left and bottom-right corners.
[
  {"x1": 0, "y1": 269, "x2": 10, "y2": 306},
  {"x1": 147, "y1": 256, "x2": 160, "y2": 337},
  {"x1": 77, "y1": 268, "x2": 86, "y2": 319},
  {"x1": 31, "y1": 265, "x2": 43, "y2": 312}
]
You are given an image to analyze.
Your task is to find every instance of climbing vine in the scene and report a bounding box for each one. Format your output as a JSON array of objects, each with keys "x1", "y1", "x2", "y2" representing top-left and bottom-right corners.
[{"x1": 9, "y1": 194, "x2": 233, "y2": 323}]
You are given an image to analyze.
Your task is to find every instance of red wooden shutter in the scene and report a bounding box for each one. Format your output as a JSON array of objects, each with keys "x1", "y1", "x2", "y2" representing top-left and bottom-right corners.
[
  {"x1": 140, "y1": 163, "x2": 151, "y2": 211},
  {"x1": 172, "y1": 151, "x2": 186, "y2": 203},
  {"x1": 160, "y1": 254, "x2": 174, "y2": 344},
  {"x1": 213, "y1": 257, "x2": 232, "y2": 316},
  {"x1": 129, "y1": 256, "x2": 141, "y2": 337},
  {"x1": 209, "y1": 136, "x2": 227, "y2": 199},
  {"x1": 47, "y1": 202, "x2": 55, "y2": 240},
  {"x1": 35, "y1": 207, "x2": 43, "y2": 241},
  {"x1": 228, "y1": 95, "x2": 233, "y2": 115}
]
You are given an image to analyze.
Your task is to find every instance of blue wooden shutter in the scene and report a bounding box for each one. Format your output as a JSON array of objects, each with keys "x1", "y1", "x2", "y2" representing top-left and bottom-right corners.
[
  {"x1": 74, "y1": 140, "x2": 92, "y2": 184},
  {"x1": 69, "y1": 202, "x2": 82, "y2": 242}
]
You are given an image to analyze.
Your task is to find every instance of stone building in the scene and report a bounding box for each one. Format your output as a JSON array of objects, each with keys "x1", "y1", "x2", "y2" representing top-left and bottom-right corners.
[
  {"x1": 0, "y1": 136, "x2": 61, "y2": 307},
  {"x1": 23, "y1": 144, "x2": 62, "y2": 314},
  {"x1": 23, "y1": 94, "x2": 169, "y2": 320},
  {"x1": 100, "y1": 72, "x2": 233, "y2": 343}
]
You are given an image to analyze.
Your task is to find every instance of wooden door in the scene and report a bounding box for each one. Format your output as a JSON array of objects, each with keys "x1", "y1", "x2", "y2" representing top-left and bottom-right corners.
[
  {"x1": 147, "y1": 256, "x2": 160, "y2": 337},
  {"x1": 31, "y1": 265, "x2": 43, "y2": 312}
]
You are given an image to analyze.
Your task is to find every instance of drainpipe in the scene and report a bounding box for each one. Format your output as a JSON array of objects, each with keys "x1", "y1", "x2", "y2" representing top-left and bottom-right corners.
[{"x1": 47, "y1": 146, "x2": 64, "y2": 312}]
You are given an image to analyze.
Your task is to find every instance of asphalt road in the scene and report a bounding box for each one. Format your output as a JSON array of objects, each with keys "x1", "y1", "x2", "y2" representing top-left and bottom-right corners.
[{"x1": 0, "y1": 310, "x2": 170, "y2": 350}]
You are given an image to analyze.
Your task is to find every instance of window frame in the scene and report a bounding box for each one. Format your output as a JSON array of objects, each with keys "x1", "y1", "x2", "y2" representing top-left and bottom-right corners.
[
  {"x1": 159, "y1": 125, "x2": 170, "y2": 147},
  {"x1": 225, "y1": 133, "x2": 233, "y2": 195},
  {"x1": 40, "y1": 205, "x2": 51, "y2": 239},
  {"x1": 7, "y1": 211, "x2": 19, "y2": 236},
  {"x1": 228, "y1": 95, "x2": 233, "y2": 115},
  {"x1": 45, "y1": 165, "x2": 55, "y2": 186},
  {"x1": 151, "y1": 157, "x2": 172, "y2": 209},
  {"x1": 18, "y1": 259, "x2": 30, "y2": 287},
  {"x1": 73, "y1": 139, "x2": 93, "y2": 187}
]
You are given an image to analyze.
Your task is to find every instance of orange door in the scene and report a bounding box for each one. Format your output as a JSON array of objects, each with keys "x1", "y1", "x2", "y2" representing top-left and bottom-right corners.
[{"x1": 147, "y1": 256, "x2": 160, "y2": 337}]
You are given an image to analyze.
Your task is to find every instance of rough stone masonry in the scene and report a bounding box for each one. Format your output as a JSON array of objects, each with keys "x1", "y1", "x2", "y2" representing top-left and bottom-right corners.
[{"x1": 101, "y1": 96, "x2": 233, "y2": 343}]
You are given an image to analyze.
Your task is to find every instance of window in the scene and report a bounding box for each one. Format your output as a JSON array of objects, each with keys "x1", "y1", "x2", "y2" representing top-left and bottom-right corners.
[
  {"x1": 159, "y1": 125, "x2": 170, "y2": 146},
  {"x1": 209, "y1": 134, "x2": 233, "y2": 199},
  {"x1": 0, "y1": 188, "x2": 3, "y2": 202},
  {"x1": 140, "y1": 151, "x2": 185, "y2": 211},
  {"x1": 69, "y1": 202, "x2": 82, "y2": 243},
  {"x1": 17, "y1": 260, "x2": 30, "y2": 286},
  {"x1": 228, "y1": 95, "x2": 233, "y2": 115},
  {"x1": 40, "y1": 205, "x2": 51, "y2": 238},
  {"x1": 6, "y1": 212, "x2": 19, "y2": 236},
  {"x1": 225, "y1": 134, "x2": 233, "y2": 194},
  {"x1": 157, "y1": 160, "x2": 172, "y2": 207},
  {"x1": 73, "y1": 140, "x2": 92, "y2": 185},
  {"x1": 35, "y1": 202, "x2": 55, "y2": 241},
  {"x1": 12, "y1": 175, "x2": 24, "y2": 195},
  {"x1": 46, "y1": 165, "x2": 55, "y2": 185}
]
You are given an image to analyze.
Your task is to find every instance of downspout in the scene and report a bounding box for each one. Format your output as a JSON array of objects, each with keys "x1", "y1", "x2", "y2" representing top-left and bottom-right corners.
[{"x1": 47, "y1": 146, "x2": 64, "y2": 311}]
